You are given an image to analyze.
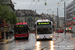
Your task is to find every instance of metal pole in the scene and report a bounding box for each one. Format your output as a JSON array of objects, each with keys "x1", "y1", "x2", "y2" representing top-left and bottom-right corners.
[
  {"x1": 57, "y1": 7, "x2": 59, "y2": 34},
  {"x1": 64, "y1": 1, "x2": 67, "y2": 49},
  {"x1": 64, "y1": 1, "x2": 66, "y2": 38}
]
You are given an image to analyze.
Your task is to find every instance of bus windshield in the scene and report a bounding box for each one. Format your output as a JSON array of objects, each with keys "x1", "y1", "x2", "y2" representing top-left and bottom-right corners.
[
  {"x1": 37, "y1": 25, "x2": 52, "y2": 34},
  {"x1": 37, "y1": 28, "x2": 52, "y2": 34},
  {"x1": 14, "y1": 25, "x2": 28, "y2": 34},
  {"x1": 37, "y1": 25, "x2": 51, "y2": 28}
]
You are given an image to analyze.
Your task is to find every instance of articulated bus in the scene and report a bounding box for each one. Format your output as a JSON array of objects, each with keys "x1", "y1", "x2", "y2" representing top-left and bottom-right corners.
[
  {"x1": 35, "y1": 19, "x2": 53, "y2": 40},
  {"x1": 14, "y1": 22, "x2": 29, "y2": 39}
]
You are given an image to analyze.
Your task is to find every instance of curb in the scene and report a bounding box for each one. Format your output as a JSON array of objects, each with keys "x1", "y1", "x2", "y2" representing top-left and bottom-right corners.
[{"x1": 0, "y1": 37, "x2": 15, "y2": 45}]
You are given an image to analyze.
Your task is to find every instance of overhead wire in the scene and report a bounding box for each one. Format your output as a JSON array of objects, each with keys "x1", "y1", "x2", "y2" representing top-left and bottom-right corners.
[
  {"x1": 32, "y1": 2, "x2": 38, "y2": 9},
  {"x1": 28, "y1": 0, "x2": 39, "y2": 10},
  {"x1": 29, "y1": 0, "x2": 71, "y2": 14},
  {"x1": 44, "y1": 0, "x2": 71, "y2": 16},
  {"x1": 29, "y1": 0, "x2": 33, "y2": 9},
  {"x1": 51, "y1": 0, "x2": 70, "y2": 12}
]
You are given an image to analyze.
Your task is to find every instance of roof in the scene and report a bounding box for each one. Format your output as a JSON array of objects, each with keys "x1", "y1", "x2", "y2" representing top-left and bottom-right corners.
[
  {"x1": 16, "y1": 22, "x2": 27, "y2": 25},
  {"x1": 15, "y1": 9, "x2": 40, "y2": 17},
  {"x1": 37, "y1": 19, "x2": 50, "y2": 22},
  {"x1": 35, "y1": 19, "x2": 52, "y2": 24}
]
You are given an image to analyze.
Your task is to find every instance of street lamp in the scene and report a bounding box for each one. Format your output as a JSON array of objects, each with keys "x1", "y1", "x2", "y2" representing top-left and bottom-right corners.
[
  {"x1": 61, "y1": 0, "x2": 67, "y2": 48},
  {"x1": 64, "y1": 0, "x2": 66, "y2": 38},
  {"x1": 61, "y1": 0, "x2": 66, "y2": 38},
  {"x1": 44, "y1": 0, "x2": 47, "y2": 6}
]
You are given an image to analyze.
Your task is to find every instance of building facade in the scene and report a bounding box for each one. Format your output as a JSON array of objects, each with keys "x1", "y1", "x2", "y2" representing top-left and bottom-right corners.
[
  {"x1": 66, "y1": 0, "x2": 75, "y2": 32},
  {"x1": 41, "y1": 13, "x2": 54, "y2": 21},
  {"x1": 55, "y1": 16, "x2": 64, "y2": 30},
  {"x1": 58, "y1": 17, "x2": 64, "y2": 29},
  {"x1": 0, "y1": 0, "x2": 15, "y2": 38},
  {"x1": 0, "y1": 0, "x2": 15, "y2": 12},
  {"x1": 15, "y1": 10, "x2": 41, "y2": 29}
]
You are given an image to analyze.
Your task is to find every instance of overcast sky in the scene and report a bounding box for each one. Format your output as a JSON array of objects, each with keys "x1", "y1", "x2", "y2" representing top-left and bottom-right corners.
[{"x1": 12, "y1": 0, "x2": 73, "y2": 17}]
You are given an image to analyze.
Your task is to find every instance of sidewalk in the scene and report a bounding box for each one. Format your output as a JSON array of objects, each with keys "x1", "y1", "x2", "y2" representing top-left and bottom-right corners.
[
  {"x1": 0, "y1": 36, "x2": 14, "y2": 45},
  {"x1": 55, "y1": 33, "x2": 75, "y2": 50}
]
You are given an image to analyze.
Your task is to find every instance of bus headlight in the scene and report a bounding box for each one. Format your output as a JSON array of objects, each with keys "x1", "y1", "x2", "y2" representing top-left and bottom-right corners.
[
  {"x1": 36, "y1": 36, "x2": 40, "y2": 38},
  {"x1": 50, "y1": 35, "x2": 53, "y2": 38}
]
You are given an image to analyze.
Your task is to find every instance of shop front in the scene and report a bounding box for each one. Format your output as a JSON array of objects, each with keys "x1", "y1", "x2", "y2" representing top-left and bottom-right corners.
[{"x1": 0, "y1": 25, "x2": 11, "y2": 39}]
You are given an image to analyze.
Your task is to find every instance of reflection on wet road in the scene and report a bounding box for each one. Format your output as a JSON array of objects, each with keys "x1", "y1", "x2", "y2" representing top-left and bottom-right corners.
[
  {"x1": 35, "y1": 41, "x2": 54, "y2": 50},
  {"x1": 0, "y1": 33, "x2": 54, "y2": 50},
  {"x1": 35, "y1": 41, "x2": 41, "y2": 50},
  {"x1": 0, "y1": 33, "x2": 75, "y2": 50}
]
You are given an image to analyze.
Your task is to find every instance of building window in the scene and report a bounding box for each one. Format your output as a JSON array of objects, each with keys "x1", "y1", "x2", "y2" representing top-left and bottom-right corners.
[{"x1": 26, "y1": 12, "x2": 27, "y2": 13}]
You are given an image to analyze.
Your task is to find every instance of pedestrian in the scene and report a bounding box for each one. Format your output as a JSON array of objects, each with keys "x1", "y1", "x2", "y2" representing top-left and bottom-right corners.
[
  {"x1": 11, "y1": 29, "x2": 14, "y2": 36},
  {"x1": 1, "y1": 31, "x2": 4, "y2": 39},
  {"x1": 5, "y1": 31, "x2": 8, "y2": 39},
  {"x1": 9, "y1": 30, "x2": 13, "y2": 38}
]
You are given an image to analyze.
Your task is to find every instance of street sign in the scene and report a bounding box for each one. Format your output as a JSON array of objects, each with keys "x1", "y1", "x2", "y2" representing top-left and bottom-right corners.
[{"x1": 72, "y1": 25, "x2": 75, "y2": 32}]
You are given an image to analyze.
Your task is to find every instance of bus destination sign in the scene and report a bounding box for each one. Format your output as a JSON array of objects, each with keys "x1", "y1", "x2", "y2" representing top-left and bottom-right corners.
[
  {"x1": 37, "y1": 22, "x2": 51, "y2": 25},
  {"x1": 16, "y1": 25, "x2": 24, "y2": 27}
]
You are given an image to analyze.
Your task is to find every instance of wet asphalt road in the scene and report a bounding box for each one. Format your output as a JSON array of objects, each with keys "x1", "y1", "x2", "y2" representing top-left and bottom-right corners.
[{"x1": 0, "y1": 33, "x2": 75, "y2": 50}]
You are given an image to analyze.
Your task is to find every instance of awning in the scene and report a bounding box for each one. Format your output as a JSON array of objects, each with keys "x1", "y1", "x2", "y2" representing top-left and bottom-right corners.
[{"x1": 0, "y1": 25, "x2": 11, "y2": 27}]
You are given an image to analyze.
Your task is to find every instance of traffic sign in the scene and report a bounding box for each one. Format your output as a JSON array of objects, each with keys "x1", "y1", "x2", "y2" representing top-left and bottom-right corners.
[{"x1": 72, "y1": 25, "x2": 75, "y2": 32}]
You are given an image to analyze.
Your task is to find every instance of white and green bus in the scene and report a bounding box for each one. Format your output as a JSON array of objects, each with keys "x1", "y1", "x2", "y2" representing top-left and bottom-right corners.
[{"x1": 35, "y1": 19, "x2": 53, "y2": 40}]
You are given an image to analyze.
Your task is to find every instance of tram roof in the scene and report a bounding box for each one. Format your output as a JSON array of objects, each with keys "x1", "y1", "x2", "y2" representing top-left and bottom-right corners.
[{"x1": 16, "y1": 22, "x2": 27, "y2": 25}]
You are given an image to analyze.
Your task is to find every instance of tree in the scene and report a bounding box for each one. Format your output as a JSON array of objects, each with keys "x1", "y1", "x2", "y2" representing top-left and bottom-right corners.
[
  {"x1": 0, "y1": 4, "x2": 17, "y2": 25},
  {"x1": 0, "y1": 4, "x2": 10, "y2": 22},
  {"x1": 10, "y1": 12, "x2": 17, "y2": 24},
  {"x1": 17, "y1": 20, "x2": 21, "y2": 23}
]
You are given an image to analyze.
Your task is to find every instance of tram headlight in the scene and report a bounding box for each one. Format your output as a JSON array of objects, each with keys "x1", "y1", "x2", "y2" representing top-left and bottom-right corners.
[
  {"x1": 36, "y1": 36, "x2": 40, "y2": 38},
  {"x1": 50, "y1": 35, "x2": 53, "y2": 38}
]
